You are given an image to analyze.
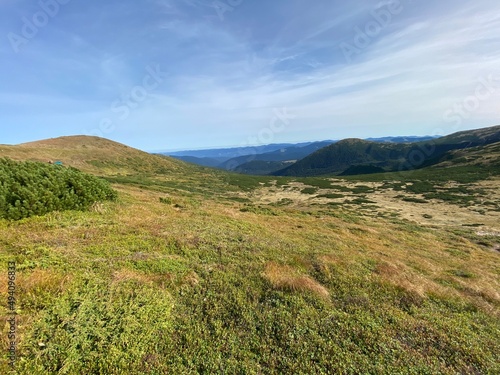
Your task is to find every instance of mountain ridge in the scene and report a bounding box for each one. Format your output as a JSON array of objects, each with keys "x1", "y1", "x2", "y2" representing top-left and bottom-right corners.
[
  {"x1": 274, "y1": 125, "x2": 500, "y2": 177},
  {"x1": 166, "y1": 136, "x2": 440, "y2": 173}
]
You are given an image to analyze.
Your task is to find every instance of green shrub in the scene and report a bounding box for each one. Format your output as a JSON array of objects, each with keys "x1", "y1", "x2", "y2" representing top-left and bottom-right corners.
[
  {"x1": 317, "y1": 193, "x2": 345, "y2": 199},
  {"x1": 403, "y1": 197, "x2": 429, "y2": 204},
  {"x1": 301, "y1": 187, "x2": 318, "y2": 195},
  {"x1": 159, "y1": 197, "x2": 172, "y2": 204},
  {"x1": 0, "y1": 158, "x2": 117, "y2": 220}
]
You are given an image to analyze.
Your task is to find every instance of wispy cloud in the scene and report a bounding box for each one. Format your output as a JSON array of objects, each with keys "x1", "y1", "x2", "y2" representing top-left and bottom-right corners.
[{"x1": 0, "y1": 0, "x2": 499, "y2": 149}]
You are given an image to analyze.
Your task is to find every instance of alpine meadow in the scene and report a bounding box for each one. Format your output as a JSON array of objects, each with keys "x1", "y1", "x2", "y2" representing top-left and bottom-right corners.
[
  {"x1": 2, "y1": 0, "x2": 500, "y2": 374},
  {"x1": 0, "y1": 128, "x2": 499, "y2": 374}
]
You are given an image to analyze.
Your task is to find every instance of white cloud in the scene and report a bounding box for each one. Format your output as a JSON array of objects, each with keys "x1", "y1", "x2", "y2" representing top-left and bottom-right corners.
[{"x1": 1, "y1": 0, "x2": 499, "y2": 149}]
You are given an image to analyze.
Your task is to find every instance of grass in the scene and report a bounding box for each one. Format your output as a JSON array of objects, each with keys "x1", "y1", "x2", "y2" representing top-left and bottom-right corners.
[
  {"x1": 262, "y1": 262, "x2": 330, "y2": 298},
  {"x1": 1, "y1": 182, "x2": 498, "y2": 374},
  {"x1": 0, "y1": 139, "x2": 499, "y2": 374},
  {"x1": 240, "y1": 204, "x2": 278, "y2": 216},
  {"x1": 19, "y1": 277, "x2": 174, "y2": 374}
]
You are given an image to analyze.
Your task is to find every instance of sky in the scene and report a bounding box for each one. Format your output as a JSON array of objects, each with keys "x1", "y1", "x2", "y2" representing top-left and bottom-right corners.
[{"x1": 0, "y1": 0, "x2": 499, "y2": 151}]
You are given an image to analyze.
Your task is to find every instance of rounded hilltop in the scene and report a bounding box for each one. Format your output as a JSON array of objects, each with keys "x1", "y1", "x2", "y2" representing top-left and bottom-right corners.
[{"x1": 0, "y1": 135, "x2": 184, "y2": 176}]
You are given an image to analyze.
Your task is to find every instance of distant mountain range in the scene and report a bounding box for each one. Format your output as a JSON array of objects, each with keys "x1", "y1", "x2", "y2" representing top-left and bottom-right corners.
[
  {"x1": 166, "y1": 142, "x2": 315, "y2": 159},
  {"x1": 1, "y1": 126, "x2": 498, "y2": 180},
  {"x1": 274, "y1": 125, "x2": 500, "y2": 177},
  {"x1": 162, "y1": 136, "x2": 440, "y2": 174}
]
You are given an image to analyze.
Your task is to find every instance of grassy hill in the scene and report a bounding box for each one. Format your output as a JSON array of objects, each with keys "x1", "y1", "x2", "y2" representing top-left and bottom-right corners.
[
  {"x1": 0, "y1": 136, "x2": 184, "y2": 176},
  {"x1": 1, "y1": 135, "x2": 499, "y2": 374},
  {"x1": 275, "y1": 125, "x2": 500, "y2": 177}
]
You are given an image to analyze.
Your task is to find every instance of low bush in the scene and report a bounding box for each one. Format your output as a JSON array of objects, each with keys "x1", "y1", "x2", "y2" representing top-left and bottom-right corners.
[{"x1": 0, "y1": 158, "x2": 117, "y2": 220}]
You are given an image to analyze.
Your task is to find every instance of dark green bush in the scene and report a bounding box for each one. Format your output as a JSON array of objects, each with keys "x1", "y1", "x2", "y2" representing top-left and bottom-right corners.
[{"x1": 0, "y1": 158, "x2": 117, "y2": 220}]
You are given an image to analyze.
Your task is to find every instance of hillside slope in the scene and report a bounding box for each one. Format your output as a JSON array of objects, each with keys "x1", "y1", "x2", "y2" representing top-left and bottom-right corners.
[
  {"x1": 428, "y1": 140, "x2": 500, "y2": 170},
  {"x1": 0, "y1": 136, "x2": 184, "y2": 176},
  {"x1": 0, "y1": 134, "x2": 499, "y2": 374},
  {"x1": 275, "y1": 125, "x2": 500, "y2": 177}
]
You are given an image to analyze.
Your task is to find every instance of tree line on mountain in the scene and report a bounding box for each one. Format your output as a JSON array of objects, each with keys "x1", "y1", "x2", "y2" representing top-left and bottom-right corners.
[{"x1": 0, "y1": 158, "x2": 117, "y2": 220}]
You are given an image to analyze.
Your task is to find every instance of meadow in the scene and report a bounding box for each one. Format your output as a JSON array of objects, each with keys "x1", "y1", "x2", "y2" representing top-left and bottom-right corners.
[{"x1": 0, "y1": 137, "x2": 499, "y2": 374}]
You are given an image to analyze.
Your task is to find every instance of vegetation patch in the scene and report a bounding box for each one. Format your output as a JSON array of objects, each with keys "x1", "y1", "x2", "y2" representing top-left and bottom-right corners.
[
  {"x1": 300, "y1": 187, "x2": 319, "y2": 195},
  {"x1": 404, "y1": 181, "x2": 437, "y2": 194},
  {"x1": 451, "y1": 269, "x2": 475, "y2": 279},
  {"x1": 18, "y1": 278, "x2": 174, "y2": 374},
  {"x1": 329, "y1": 184, "x2": 353, "y2": 192},
  {"x1": 298, "y1": 178, "x2": 334, "y2": 189},
  {"x1": 351, "y1": 185, "x2": 375, "y2": 194},
  {"x1": 240, "y1": 204, "x2": 278, "y2": 216},
  {"x1": 159, "y1": 196, "x2": 172, "y2": 204},
  {"x1": 402, "y1": 197, "x2": 429, "y2": 204},
  {"x1": 263, "y1": 262, "x2": 329, "y2": 298},
  {"x1": 225, "y1": 196, "x2": 251, "y2": 203},
  {"x1": 317, "y1": 193, "x2": 345, "y2": 199},
  {"x1": 423, "y1": 192, "x2": 477, "y2": 206},
  {"x1": 0, "y1": 158, "x2": 117, "y2": 220},
  {"x1": 271, "y1": 198, "x2": 294, "y2": 206},
  {"x1": 345, "y1": 197, "x2": 376, "y2": 205}
]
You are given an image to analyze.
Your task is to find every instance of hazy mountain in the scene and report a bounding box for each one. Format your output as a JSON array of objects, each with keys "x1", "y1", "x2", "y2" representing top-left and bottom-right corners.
[
  {"x1": 228, "y1": 160, "x2": 297, "y2": 175},
  {"x1": 164, "y1": 142, "x2": 314, "y2": 160},
  {"x1": 170, "y1": 155, "x2": 227, "y2": 168},
  {"x1": 366, "y1": 136, "x2": 438, "y2": 143},
  {"x1": 164, "y1": 136, "x2": 439, "y2": 172},
  {"x1": 219, "y1": 141, "x2": 335, "y2": 172}
]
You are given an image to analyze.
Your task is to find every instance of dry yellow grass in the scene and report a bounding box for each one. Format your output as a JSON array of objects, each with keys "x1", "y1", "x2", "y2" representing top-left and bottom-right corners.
[
  {"x1": 112, "y1": 269, "x2": 156, "y2": 285},
  {"x1": 0, "y1": 268, "x2": 70, "y2": 298},
  {"x1": 263, "y1": 262, "x2": 329, "y2": 298}
]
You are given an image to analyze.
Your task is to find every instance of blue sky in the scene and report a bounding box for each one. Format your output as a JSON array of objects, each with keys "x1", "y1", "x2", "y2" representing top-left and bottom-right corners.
[{"x1": 1, "y1": 0, "x2": 499, "y2": 151}]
